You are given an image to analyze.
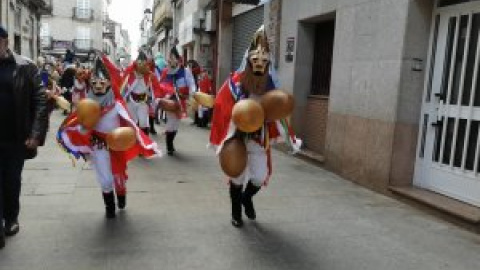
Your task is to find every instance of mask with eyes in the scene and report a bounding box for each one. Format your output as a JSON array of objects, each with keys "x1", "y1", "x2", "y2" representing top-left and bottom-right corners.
[
  {"x1": 248, "y1": 26, "x2": 270, "y2": 76},
  {"x1": 90, "y1": 78, "x2": 111, "y2": 95},
  {"x1": 91, "y1": 58, "x2": 111, "y2": 95},
  {"x1": 240, "y1": 25, "x2": 271, "y2": 96}
]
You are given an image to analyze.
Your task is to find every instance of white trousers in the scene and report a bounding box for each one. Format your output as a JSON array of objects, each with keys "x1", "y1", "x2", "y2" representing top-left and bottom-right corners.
[
  {"x1": 230, "y1": 140, "x2": 268, "y2": 187},
  {"x1": 165, "y1": 111, "x2": 180, "y2": 132},
  {"x1": 127, "y1": 100, "x2": 149, "y2": 128},
  {"x1": 90, "y1": 148, "x2": 114, "y2": 193}
]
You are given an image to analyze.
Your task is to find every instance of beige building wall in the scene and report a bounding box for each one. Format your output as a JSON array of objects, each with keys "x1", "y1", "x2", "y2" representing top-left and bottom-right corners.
[
  {"x1": 0, "y1": 0, "x2": 45, "y2": 60},
  {"x1": 275, "y1": 0, "x2": 435, "y2": 192}
]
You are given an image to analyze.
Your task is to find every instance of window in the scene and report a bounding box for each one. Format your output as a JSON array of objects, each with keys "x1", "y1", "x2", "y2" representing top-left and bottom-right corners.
[
  {"x1": 76, "y1": 26, "x2": 91, "y2": 49},
  {"x1": 438, "y1": 0, "x2": 480, "y2": 7},
  {"x1": 76, "y1": 0, "x2": 91, "y2": 19},
  {"x1": 40, "y1": 23, "x2": 49, "y2": 38}
]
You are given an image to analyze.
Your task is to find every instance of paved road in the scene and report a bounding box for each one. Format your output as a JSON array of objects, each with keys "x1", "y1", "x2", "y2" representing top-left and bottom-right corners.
[{"x1": 1, "y1": 111, "x2": 480, "y2": 270}]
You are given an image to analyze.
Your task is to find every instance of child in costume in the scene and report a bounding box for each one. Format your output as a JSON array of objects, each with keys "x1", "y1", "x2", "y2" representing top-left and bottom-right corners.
[
  {"x1": 57, "y1": 57, "x2": 161, "y2": 218},
  {"x1": 157, "y1": 46, "x2": 197, "y2": 155}
]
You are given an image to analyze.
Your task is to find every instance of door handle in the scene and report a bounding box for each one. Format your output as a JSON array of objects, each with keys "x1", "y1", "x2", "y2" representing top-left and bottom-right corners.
[{"x1": 434, "y1": 92, "x2": 446, "y2": 102}]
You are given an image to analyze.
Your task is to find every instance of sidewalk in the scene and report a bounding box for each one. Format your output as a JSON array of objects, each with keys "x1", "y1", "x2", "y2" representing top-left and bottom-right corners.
[{"x1": 1, "y1": 111, "x2": 479, "y2": 270}]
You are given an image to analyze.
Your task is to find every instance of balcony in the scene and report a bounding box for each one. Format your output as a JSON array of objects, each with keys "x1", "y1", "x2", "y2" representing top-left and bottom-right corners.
[
  {"x1": 72, "y1": 7, "x2": 94, "y2": 22},
  {"x1": 153, "y1": 1, "x2": 173, "y2": 31},
  {"x1": 41, "y1": 36, "x2": 53, "y2": 49},
  {"x1": 73, "y1": 39, "x2": 94, "y2": 52},
  {"x1": 30, "y1": 0, "x2": 53, "y2": 15}
]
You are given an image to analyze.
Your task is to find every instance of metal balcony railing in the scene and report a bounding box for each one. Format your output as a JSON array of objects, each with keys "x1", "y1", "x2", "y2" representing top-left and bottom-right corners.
[
  {"x1": 73, "y1": 39, "x2": 94, "y2": 52},
  {"x1": 72, "y1": 7, "x2": 94, "y2": 21},
  {"x1": 40, "y1": 36, "x2": 53, "y2": 49}
]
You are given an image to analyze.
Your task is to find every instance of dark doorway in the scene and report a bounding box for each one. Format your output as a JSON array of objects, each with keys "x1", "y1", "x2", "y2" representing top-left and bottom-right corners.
[
  {"x1": 303, "y1": 19, "x2": 335, "y2": 155},
  {"x1": 310, "y1": 20, "x2": 335, "y2": 96}
]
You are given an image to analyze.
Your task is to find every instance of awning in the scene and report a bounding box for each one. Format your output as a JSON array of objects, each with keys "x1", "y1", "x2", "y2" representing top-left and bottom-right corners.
[{"x1": 224, "y1": 0, "x2": 261, "y2": 5}]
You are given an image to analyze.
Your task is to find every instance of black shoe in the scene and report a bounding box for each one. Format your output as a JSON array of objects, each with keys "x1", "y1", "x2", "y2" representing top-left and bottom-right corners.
[
  {"x1": 231, "y1": 218, "x2": 244, "y2": 228},
  {"x1": 117, "y1": 195, "x2": 126, "y2": 210},
  {"x1": 4, "y1": 221, "x2": 20, "y2": 237},
  {"x1": 149, "y1": 117, "x2": 157, "y2": 134},
  {"x1": 230, "y1": 183, "x2": 243, "y2": 228},
  {"x1": 102, "y1": 192, "x2": 116, "y2": 219},
  {"x1": 0, "y1": 231, "x2": 5, "y2": 249},
  {"x1": 242, "y1": 181, "x2": 261, "y2": 220}
]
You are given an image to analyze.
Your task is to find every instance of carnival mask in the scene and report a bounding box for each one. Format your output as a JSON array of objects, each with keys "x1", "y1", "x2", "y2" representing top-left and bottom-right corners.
[
  {"x1": 168, "y1": 53, "x2": 179, "y2": 69},
  {"x1": 91, "y1": 78, "x2": 110, "y2": 95},
  {"x1": 248, "y1": 44, "x2": 270, "y2": 76},
  {"x1": 136, "y1": 61, "x2": 150, "y2": 75}
]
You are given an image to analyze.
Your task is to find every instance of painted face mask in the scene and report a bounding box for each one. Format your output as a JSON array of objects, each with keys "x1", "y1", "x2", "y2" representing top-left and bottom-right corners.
[
  {"x1": 136, "y1": 61, "x2": 149, "y2": 75},
  {"x1": 247, "y1": 25, "x2": 271, "y2": 76},
  {"x1": 91, "y1": 78, "x2": 110, "y2": 95},
  {"x1": 248, "y1": 44, "x2": 270, "y2": 76}
]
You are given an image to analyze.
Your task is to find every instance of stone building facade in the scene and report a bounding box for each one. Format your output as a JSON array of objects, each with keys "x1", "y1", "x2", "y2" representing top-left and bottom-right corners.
[
  {"x1": 40, "y1": 0, "x2": 107, "y2": 61},
  {"x1": 268, "y1": 0, "x2": 480, "y2": 222},
  {"x1": 0, "y1": 0, "x2": 52, "y2": 60}
]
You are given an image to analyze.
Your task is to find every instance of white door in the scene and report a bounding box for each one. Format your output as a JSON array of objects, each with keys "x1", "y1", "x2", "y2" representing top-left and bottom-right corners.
[{"x1": 415, "y1": 2, "x2": 480, "y2": 207}]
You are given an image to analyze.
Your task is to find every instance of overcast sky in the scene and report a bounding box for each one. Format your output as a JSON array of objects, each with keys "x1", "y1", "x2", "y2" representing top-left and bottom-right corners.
[{"x1": 108, "y1": 0, "x2": 147, "y2": 59}]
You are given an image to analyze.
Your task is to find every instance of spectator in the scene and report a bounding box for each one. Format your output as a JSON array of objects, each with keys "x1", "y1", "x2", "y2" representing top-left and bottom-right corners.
[
  {"x1": 64, "y1": 49, "x2": 75, "y2": 65},
  {"x1": 0, "y1": 25, "x2": 48, "y2": 249}
]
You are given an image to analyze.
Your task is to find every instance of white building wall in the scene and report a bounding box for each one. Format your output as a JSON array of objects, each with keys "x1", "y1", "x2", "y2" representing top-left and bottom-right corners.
[{"x1": 41, "y1": 0, "x2": 104, "y2": 57}]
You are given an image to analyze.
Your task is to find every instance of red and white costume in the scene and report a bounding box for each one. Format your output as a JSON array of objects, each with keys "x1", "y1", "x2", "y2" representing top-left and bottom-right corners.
[
  {"x1": 57, "y1": 65, "x2": 161, "y2": 196},
  {"x1": 210, "y1": 72, "x2": 301, "y2": 186},
  {"x1": 158, "y1": 67, "x2": 197, "y2": 132},
  {"x1": 101, "y1": 55, "x2": 162, "y2": 130}
]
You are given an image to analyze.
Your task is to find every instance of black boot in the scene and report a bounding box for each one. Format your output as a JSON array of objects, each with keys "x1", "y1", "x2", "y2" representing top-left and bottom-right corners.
[
  {"x1": 230, "y1": 183, "x2": 244, "y2": 227},
  {"x1": 242, "y1": 181, "x2": 261, "y2": 220},
  {"x1": 142, "y1": 128, "x2": 150, "y2": 135},
  {"x1": 166, "y1": 132, "x2": 174, "y2": 155},
  {"x1": 117, "y1": 194, "x2": 126, "y2": 210},
  {"x1": 102, "y1": 192, "x2": 116, "y2": 218},
  {"x1": 166, "y1": 131, "x2": 177, "y2": 155},
  {"x1": 0, "y1": 229, "x2": 5, "y2": 249},
  {"x1": 149, "y1": 117, "x2": 157, "y2": 135}
]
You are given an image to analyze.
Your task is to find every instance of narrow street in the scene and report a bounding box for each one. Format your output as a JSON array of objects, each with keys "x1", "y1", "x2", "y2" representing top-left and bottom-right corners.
[{"x1": 0, "y1": 111, "x2": 479, "y2": 270}]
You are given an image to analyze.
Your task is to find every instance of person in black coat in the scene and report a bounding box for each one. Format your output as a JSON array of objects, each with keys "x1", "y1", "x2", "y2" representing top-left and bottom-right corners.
[{"x1": 0, "y1": 26, "x2": 48, "y2": 249}]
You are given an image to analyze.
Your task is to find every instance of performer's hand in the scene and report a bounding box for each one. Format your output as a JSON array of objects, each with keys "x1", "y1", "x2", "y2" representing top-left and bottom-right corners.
[{"x1": 25, "y1": 138, "x2": 40, "y2": 149}]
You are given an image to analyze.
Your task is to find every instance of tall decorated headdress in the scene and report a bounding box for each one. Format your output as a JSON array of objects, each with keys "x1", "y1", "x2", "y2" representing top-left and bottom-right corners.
[
  {"x1": 92, "y1": 57, "x2": 110, "y2": 81},
  {"x1": 238, "y1": 25, "x2": 280, "y2": 95},
  {"x1": 237, "y1": 25, "x2": 280, "y2": 88}
]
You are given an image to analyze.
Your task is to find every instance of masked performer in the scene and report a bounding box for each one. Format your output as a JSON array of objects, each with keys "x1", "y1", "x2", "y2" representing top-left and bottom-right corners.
[
  {"x1": 57, "y1": 57, "x2": 161, "y2": 218},
  {"x1": 101, "y1": 52, "x2": 162, "y2": 136},
  {"x1": 157, "y1": 46, "x2": 197, "y2": 155},
  {"x1": 210, "y1": 26, "x2": 301, "y2": 227},
  {"x1": 187, "y1": 60, "x2": 213, "y2": 128}
]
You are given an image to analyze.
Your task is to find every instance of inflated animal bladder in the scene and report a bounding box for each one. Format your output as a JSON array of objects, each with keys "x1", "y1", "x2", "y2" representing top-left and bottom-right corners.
[
  {"x1": 219, "y1": 137, "x2": 247, "y2": 178},
  {"x1": 193, "y1": 92, "x2": 215, "y2": 108},
  {"x1": 77, "y1": 98, "x2": 101, "y2": 129},
  {"x1": 260, "y1": 90, "x2": 294, "y2": 121},
  {"x1": 106, "y1": 127, "x2": 137, "y2": 151},
  {"x1": 232, "y1": 99, "x2": 265, "y2": 133}
]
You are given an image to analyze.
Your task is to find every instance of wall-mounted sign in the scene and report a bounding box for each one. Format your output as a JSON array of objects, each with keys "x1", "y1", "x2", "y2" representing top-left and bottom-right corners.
[
  {"x1": 285, "y1": 37, "x2": 294, "y2": 63},
  {"x1": 52, "y1": 40, "x2": 73, "y2": 50}
]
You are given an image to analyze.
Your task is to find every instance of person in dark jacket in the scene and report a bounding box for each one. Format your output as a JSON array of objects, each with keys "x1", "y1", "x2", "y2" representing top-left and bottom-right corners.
[{"x1": 0, "y1": 26, "x2": 48, "y2": 249}]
